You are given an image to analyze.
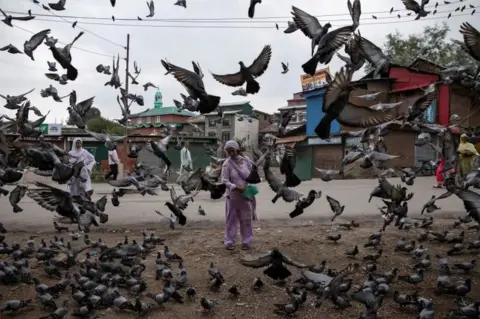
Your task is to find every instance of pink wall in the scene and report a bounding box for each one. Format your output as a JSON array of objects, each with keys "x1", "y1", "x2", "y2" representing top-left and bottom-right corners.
[{"x1": 437, "y1": 84, "x2": 450, "y2": 126}]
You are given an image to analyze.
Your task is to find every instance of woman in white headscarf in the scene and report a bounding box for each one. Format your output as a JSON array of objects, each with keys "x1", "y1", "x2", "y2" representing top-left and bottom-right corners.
[{"x1": 69, "y1": 137, "x2": 95, "y2": 198}]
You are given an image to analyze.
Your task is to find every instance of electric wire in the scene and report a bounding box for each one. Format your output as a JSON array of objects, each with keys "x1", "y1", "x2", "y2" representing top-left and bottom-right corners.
[
  {"x1": 12, "y1": 24, "x2": 118, "y2": 58},
  {"x1": 28, "y1": 1, "x2": 126, "y2": 49},
  {"x1": 6, "y1": 0, "x2": 477, "y2": 21},
  {"x1": 18, "y1": 11, "x2": 479, "y2": 29}
]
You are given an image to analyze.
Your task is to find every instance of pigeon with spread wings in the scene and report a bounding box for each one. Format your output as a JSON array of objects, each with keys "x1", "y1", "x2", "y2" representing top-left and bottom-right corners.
[
  {"x1": 291, "y1": 6, "x2": 332, "y2": 56},
  {"x1": 165, "y1": 186, "x2": 199, "y2": 225},
  {"x1": 239, "y1": 248, "x2": 312, "y2": 280},
  {"x1": 162, "y1": 59, "x2": 220, "y2": 114},
  {"x1": 355, "y1": 32, "x2": 390, "y2": 79},
  {"x1": 403, "y1": 83, "x2": 437, "y2": 125},
  {"x1": 67, "y1": 90, "x2": 94, "y2": 129},
  {"x1": 315, "y1": 67, "x2": 396, "y2": 139},
  {"x1": 264, "y1": 163, "x2": 302, "y2": 204},
  {"x1": 459, "y1": 22, "x2": 480, "y2": 79},
  {"x1": 85, "y1": 130, "x2": 126, "y2": 150},
  {"x1": 48, "y1": 32, "x2": 84, "y2": 81},
  {"x1": 0, "y1": 8, "x2": 35, "y2": 27},
  {"x1": 453, "y1": 187, "x2": 480, "y2": 223},
  {"x1": 402, "y1": 0, "x2": 430, "y2": 20},
  {"x1": 23, "y1": 29, "x2": 50, "y2": 61},
  {"x1": 211, "y1": 45, "x2": 272, "y2": 95}
]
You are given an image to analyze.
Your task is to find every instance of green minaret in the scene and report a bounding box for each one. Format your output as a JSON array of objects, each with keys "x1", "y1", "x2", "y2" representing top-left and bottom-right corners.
[{"x1": 154, "y1": 89, "x2": 163, "y2": 108}]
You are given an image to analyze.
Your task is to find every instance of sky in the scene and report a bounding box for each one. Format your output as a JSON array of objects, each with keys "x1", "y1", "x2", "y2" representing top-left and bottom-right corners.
[{"x1": 0, "y1": 0, "x2": 479, "y2": 124}]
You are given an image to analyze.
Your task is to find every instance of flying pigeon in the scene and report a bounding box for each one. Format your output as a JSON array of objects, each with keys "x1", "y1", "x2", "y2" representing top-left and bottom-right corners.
[
  {"x1": 291, "y1": 6, "x2": 332, "y2": 56},
  {"x1": 47, "y1": 61, "x2": 57, "y2": 71},
  {"x1": 146, "y1": 0, "x2": 155, "y2": 17},
  {"x1": 0, "y1": 8, "x2": 35, "y2": 27},
  {"x1": 402, "y1": 0, "x2": 431, "y2": 20},
  {"x1": 231, "y1": 88, "x2": 248, "y2": 96},
  {"x1": 284, "y1": 20, "x2": 298, "y2": 33},
  {"x1": 248, "y1": 0, "x2": 262, "y2": 18},
  {"x1": 211, "y1": 45, "x2": 272, "y2": 95},
  {"x1": 48, "y1": 0, "x2": 67, "y2": 11},
  {"x1": 281, "y1": 62, "x2": 289, "y2": 74},
  {"x1": 0, "y1": 44, "x2": 23, "y2": 54},
  {"x1": 174, "y1": 0, "x2": 186, "y2": 8},
  {"x1": 24, "y1": 29, "x2": 51, "y2": 61}
]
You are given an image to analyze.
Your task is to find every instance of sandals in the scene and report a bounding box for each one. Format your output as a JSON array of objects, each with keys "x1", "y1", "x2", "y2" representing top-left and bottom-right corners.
[
  {"x1": 225, "y1": 244, "x2": 235, "y2": 250},
  {"x1": 242, "y1": 244, "x2": 251, "y2": 251}
]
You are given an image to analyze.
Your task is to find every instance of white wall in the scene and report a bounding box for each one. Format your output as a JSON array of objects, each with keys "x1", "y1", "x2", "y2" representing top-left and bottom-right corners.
[{"x1": 233, "y1": 115, "x2": 259, "y2": 150}]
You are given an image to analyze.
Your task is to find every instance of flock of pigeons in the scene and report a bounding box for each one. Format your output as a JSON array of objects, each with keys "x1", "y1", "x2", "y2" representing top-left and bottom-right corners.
[{"x1": 1, "y1": 0, "x2": 480, "y2": 317}]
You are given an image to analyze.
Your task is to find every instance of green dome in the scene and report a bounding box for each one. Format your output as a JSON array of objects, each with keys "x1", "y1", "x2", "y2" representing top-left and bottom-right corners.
[{"x1": 154, "y1": 89, "x2": 163, "y2": 108}]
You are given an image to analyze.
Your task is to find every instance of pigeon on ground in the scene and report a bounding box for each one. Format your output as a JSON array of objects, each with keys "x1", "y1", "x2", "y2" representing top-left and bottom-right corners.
[
  {"x1": 211, "y1": 45, "x2": 272, "y2": 95},
  {"x1": 0, "y1": 44, "x2": 23, "y2": 54}
]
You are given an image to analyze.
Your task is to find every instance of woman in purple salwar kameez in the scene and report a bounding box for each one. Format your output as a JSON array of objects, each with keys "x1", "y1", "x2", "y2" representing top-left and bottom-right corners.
[{"x1": 221, "y1": 140, "x2": 257, "y2": 250}]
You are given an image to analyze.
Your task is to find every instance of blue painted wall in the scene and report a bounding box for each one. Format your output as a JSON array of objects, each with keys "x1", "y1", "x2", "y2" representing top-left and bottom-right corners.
[
  {"x1": 304, "y1": 88, "x2": 340, "y2": 137},
  {"x1": 424, "y1": 100, "x2": 436, "y2": 123}
]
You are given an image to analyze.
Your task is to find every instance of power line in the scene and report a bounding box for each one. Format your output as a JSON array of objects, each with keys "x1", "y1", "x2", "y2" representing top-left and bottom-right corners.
[
  {"x1": 27, "y1": 7, "x2": 475, "y2": 25},
  {"x1": 12, "y1": 24, "x2": 117, "y2": 58},
  {"x1": 29, "y1": 1, "x2": 126, "y2": 49},
  {"x1": 5, "y1": 0, "x2": 475, "y2": 21},
  {"x1": 25, "y1": 12, "x2": 478, "y2": 29}
]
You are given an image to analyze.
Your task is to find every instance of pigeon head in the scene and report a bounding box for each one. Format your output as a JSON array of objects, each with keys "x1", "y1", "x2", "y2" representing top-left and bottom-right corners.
[
  {"x1": 239, "y1": 61, "x2": 246, "y2": 68},
  {"x1": 324, "y1": 22, "x2": 332, "y2": 30}
]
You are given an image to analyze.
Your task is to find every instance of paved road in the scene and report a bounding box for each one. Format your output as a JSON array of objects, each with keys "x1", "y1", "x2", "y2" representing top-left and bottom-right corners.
[{"x1": 0, "y1": 176, "x2": 465, "y2": 232}]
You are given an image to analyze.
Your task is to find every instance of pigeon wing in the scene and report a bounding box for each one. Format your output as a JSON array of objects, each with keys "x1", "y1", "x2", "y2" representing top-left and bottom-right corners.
[
  {"x1": 281, "y1": 253, "x2": 311, "y2": 268},
  {"x1": 411, "y1": 90, "x2": 437, "y2": 115},
  {"x1": 264, "y1": 167, "x2": 284, "y2": 192},
  {"x1": 336, "y1": 103, "x2": 396, "y2": 128},
  {"x1": 85, "y1": 130, "x2": 108, "y2": 142},
  {"x1": 27, "y1": 182, "x2": 71, "y2": 212},
  {"x1": 69, "y1": 90, "x2": 77, "y2": 107},
  {"x1": 454, "y1": 188, "x2": 480, "y2": 222},
  {"x1": 211, "y1": 68, "x2": 245, "y2": 87},
  {"x1": 108, "y1": 178, "x2": 133, "y2": 188},
  {"x1": 95, "y1": 195, "x2": 107, "y2": 213},
  {"x1": 348, "y1": 0, "x2": 362, "y2": 26},
  {"x1": 169, "y1": 186, "x2": 178, "y2": 202},
  {"x1": 402, "y1": 0, "x2": 421, "y2": 13},
  {"x1": 359, "y1": 37, "x2": 387, "y2": 66},
  {"x1": 162, "y1": 60, "x2": 206, "y2": 93},
  {"x1": 460, "y1": 22, "x2": 480, "y2": 61},
  {"x1": 317, "y1": 26, "x2": 355, "y2": 61},
  {"x1": 239, "y1": 252, "x2": 273, "y2": 268},
  {"x1": 322, "y1": 67, "x2": 353, "y2": 112},
  {"x1": 326, "y1": 195, "x2": 341, "y2": 212},
  {"x1": 246, "y1": 45, "x2": 272, "y2": 77},
  {"x1": 291, "y1": 6, "x2": 322, "y2": 39},
  {"x1": 27, "y1": 29, "x2": 51, "y2": 51},
  {"x1": 74, "y1": 97, "x2": 94, "y2": 116}
]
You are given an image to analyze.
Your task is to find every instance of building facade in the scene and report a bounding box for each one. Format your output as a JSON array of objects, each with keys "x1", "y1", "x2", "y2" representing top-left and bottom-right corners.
[{"x1": 127, "y1": 90, "x2": 196, "y2": 135}]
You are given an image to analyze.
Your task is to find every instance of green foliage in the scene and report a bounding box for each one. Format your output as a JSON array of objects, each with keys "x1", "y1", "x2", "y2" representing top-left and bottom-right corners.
[
  {"x1": 66, "y1": 106, "x2": 101, "y2": 125},
  {"x1": 86, "y1": 116, "x2": 125, "y2": 135},
  {"x1": 365, "y1": 22, "x2": 478, "y2": 72}
]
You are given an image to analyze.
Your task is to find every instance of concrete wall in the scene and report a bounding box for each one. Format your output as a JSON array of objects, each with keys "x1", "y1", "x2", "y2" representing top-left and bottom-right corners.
[{"x1": 234, "y1": 115, "x2": 259, "y2": 150}]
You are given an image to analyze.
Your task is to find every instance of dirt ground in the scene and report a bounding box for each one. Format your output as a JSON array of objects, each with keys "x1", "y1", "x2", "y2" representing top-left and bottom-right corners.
[{"x1": 1, "y1": 218, "x2": 479, "y2": 319}]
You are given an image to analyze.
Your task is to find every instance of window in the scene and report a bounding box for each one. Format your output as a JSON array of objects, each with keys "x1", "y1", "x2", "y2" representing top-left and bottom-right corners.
[
  {"x1": 264, "y1": 115, "x2": 268, "y2": 120},
  {"x1": 208, "y1": 131, "x2": 216, "y2": 137},
  {"x1": 155, "y1": 116, "x2": 161, "y2": 123},
  {"x1": 222, "y1": 131, "x2": 230, "y2": 141},
  {"x1": 145, "y1": 117, "x2": 151, "y2": 123},
  {"x1": 208, "y1": 119, "x2": 217, "y2": 127},
  {"x1": 222, "y1": 118, "x2": 230, "y2": 126},
  {"x1": 137, "y1": 118, "x2": 142, "y2": 124}
]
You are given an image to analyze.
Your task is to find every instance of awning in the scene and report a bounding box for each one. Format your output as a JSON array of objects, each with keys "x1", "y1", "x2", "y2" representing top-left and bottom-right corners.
[{"x1": 276, "y1": 135, "x2": 307, "y2": 144}]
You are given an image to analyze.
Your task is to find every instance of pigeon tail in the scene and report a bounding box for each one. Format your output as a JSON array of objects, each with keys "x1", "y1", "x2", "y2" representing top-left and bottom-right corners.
[
  {"x1": 314, "y1": 113, "x2": 335, "y2": 139},
  {"x1": 12, "y1": 204, "x2": 23, "y2": 213},
  {"x1": 246, "y1": 79, "x2": 260, "y2": 95},
  {"x1": 198, "y1": 95, "x2": 220, "y2": 114},
  {"x1": 245, "y1": 167, "x2": 261, "y2": 184},
  {"x1": 178, "y1": 214, "x2": 187, "y2": 226},
  {"x1": 302, "y1": 56, "x2": 318, "y2": 76},
  {"x1": 289, "y1": 207, "x2": 303, "y2": 219},
  {"x1": 285, "y1": 172, "x2": 301, "y2": 188}
]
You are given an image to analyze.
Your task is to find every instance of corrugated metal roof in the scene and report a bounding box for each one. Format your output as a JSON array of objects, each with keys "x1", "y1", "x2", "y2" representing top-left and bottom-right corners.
[
  {"x1": 277, "y1": 135, "x2": 307, "y2": 144},
  {"x1": 131, "y1": 106, "x2": 196, "y2": 117},
  {"x1": 205, "y1": 110, "x2": 240, "y2": 116},
  {"x1": 219, "y1": 101, "x2": 250, "y2": 107}
]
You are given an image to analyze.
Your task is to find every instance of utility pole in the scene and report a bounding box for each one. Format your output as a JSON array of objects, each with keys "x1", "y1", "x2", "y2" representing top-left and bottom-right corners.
[{"x1": 122, "y1": 33, "x2": 130, "y2": 177}]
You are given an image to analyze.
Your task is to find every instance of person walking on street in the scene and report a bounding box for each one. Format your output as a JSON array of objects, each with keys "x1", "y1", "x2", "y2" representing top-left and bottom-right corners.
[
  {"x1": 177, "y1": 141, "x2": 192, "y2": 184},
  {"x1": 69, "y1": 137, "x2": 95, "y2": 199},
  {"x1": 105, "y1": 143, "x2": 119, "y2": 180}
]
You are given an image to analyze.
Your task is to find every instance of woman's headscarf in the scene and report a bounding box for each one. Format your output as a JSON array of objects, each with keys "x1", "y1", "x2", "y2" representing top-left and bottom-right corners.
[
  {"x1": 224, "y1": 140, "x2": 239, "y2": 151},
  {"x1": 458, "y1": 134, "x2": 479, "y2": 155},
  {"x1": 71, "y1": 137, "x2": 83, "y2": 152}
]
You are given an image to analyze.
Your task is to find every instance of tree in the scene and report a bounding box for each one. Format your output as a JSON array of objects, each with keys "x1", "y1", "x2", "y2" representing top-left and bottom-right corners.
[
  {"x1": 366, "y1": 22, "x2": 478, "y2": 71},
  {"x1": 85, "y1": 116, "x2": 125, "y2": 136},
  {"x1": 66, "y1": 106, "x2": 101, "y2": 125}
]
